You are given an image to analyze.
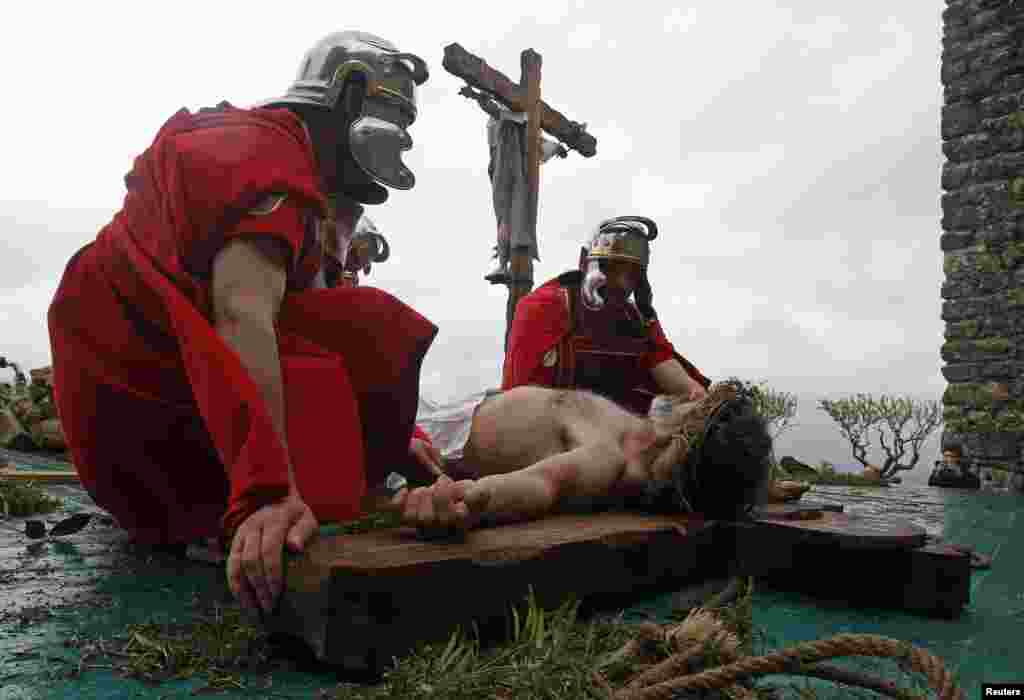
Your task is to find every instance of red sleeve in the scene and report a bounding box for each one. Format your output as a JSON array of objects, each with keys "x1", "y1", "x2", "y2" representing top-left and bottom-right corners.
[
  {"x1": 642, "y1": 320, "x2": 712, "y2": 388},
  {"x1": 641, "y1": 319, "x2": 678, "y2": 370},
  {"x1": 501, "y1": 280, "x2": 570, "y2": 390},
  {"x1": 412, "y1": 424, "x2": 432, "y2": 445},
  {"x1": 161, "y1": 110, "x2": 325, "y2": 282}
]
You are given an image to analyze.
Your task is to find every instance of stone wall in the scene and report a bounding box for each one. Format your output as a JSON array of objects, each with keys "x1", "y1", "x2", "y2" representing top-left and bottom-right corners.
[{"x1": 940, "y1": 0, "x2": 1024, "y2": 491}]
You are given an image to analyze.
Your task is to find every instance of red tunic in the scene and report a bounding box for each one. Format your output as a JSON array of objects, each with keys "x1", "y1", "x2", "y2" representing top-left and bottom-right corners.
[
  {"x1": 48, "y1": 104, "x2": 436, "y2": 544},
  {"x1": 502, "y1": 275, "x2": 709, "y2": 411}
]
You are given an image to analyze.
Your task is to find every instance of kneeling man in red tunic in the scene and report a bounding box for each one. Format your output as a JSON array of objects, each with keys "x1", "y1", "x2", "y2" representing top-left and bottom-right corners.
[{"x1": 48, "y1": 31, "x2": 441, "y2": 614}]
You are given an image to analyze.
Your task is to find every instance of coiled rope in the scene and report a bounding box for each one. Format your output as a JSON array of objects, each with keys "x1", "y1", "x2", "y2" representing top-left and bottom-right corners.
[{"x1": 612, "y1": 632, "x2": 962, "y2": 700}]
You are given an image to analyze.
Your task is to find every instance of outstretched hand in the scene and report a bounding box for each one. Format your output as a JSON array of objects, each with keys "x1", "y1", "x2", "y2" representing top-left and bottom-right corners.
[
  {"x1": 227, "y1": 492, "x2": 318, "y2": 615},
  {"x1": 409, "y1": 438, "x2": 445, "y2": 479},
  {"x1": 387, "y1": 475, "x2": 491, "y2": 539},
  {"x1": 687, "y1": 377, "x2": 709, "y2": 401}
]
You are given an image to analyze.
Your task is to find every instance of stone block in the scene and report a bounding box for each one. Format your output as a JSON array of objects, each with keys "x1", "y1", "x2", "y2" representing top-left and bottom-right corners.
[
  {"x1": 941, "y1": 231, "x2": 975, "y2": 251},
  {"x1": 980, "y1": 360, "x2": 1017, "y2": 379},
  {"x1": 942, "y1": 363, "x2": 981, "y2": 382},
  {"x1": 975, "y1": 222, "x2": 1016, "y2": 244},
  {"x1": 942, "y1": 162, "x2": 973, "y2": 191},
  {"x1": 943, "y1": 204, "x2": 981, "y2": 229},
  {"x1": 979, "y1": 92, "x2": 1023, "y2": 119},
  {"x1": 1001, "y1": 73, "x2": 1024, "y2": 94},
  {"x1": 942, "y1": 132, "x2": 992, "y2": 163},
  {"x1": 943, "y1": 102, "x2": 980, "y2": 138},
  {"x1": 942, "y1": 299, "x2": 970, "y2": 321},
  {"x1": 978, "y1": 432, "x2": 1020, "y2": 458}
]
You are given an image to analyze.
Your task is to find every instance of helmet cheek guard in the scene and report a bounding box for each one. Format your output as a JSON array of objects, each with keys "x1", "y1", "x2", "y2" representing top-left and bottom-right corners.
[
  {"x1": 350, "y1": 113, "x2": 415, "y2": 190},
  {"x1": 581, "y1": 259, "x2": 608, "y2": 310},
  {"x1": 328, "y1": 53, "x2": 427, "y2": 192}
]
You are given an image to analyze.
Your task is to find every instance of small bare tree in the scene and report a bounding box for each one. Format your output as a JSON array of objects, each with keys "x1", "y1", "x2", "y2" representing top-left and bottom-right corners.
[
  {"x1": 818, "y1": 394, "x2": 943, "y2": 480},
  {"x1": 729, "y1": 378, "x2": 798, "y2": 480},
  {"x1": 729, "y1": 377, "x2": 798, "y2": 440}
]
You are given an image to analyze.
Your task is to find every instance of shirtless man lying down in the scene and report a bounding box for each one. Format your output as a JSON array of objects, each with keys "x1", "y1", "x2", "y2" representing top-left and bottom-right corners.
[{"x1": 386, "y1": 381, "x2": 772, "y2": 537}]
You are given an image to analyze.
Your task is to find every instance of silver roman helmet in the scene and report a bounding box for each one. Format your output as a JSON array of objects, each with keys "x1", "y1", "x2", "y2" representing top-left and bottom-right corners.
[
  {"x1": 580, "y1": 216, "x2": 658, "y2": 310},
  {"x1": 258, "y1": 31, "x2": 429, "y2": 203},
  {"x1": 346, "y1": 215, "x2": 391, "y2": 275}
]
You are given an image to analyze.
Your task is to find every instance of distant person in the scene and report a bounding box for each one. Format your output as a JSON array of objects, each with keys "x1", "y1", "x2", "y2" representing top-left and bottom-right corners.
[
  {"x1": 940, "y1": 443, "x2": 970, "y2": 477},
  {"x1": 48, "y1": 31, "x2": 442, "y2": 615},
  {"x1": 502, "y1": 216, "x2": 709, "y2": 415}
]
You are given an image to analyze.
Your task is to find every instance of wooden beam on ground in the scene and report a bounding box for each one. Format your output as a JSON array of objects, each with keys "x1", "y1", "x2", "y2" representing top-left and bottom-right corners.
[
  {"x1": 443, "y1": 42, "x2": 597, "y2": 157},
  {"x1": 0, "y1": 469, "x2": 80, "y2": 483},
  {"x1": 269, "y1": 512, "x2": 721, "y2": 672},
  {"x1": 727, "y1": 510, "x2": 970, "y2": 618},
  {"x1": 269, "y1": 506, "x2": 970, "y2": 672}
]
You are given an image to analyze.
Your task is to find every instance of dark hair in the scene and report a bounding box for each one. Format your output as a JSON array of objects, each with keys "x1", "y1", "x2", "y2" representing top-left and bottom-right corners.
[
  {"x1": 681, "y1": 399, "x2": 772, "y2": 520},
  {"x1": 943, "y1": 443, "x2": 963, "y2": 457}
]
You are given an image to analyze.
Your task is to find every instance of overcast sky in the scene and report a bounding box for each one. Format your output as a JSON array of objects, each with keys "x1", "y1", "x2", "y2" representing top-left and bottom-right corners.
[{"x1": 0, "y1": 2, "x2": 947, "y2": 474}]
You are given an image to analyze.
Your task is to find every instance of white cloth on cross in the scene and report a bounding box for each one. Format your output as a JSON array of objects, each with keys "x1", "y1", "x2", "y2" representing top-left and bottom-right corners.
[{"x1": 486, "y1": 107, "x2": 563, "y2": 267}]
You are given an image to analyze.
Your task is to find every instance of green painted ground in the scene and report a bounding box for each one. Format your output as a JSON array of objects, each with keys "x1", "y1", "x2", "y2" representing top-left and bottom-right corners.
[{"x1": 1, "y1": 450, "x2": 1021, "y2": 698}]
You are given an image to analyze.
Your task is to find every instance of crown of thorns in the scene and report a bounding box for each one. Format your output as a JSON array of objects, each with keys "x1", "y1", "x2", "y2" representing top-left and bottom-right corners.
[{"x1": 671, "y1": 380, "x2": 759, "y2": 517}]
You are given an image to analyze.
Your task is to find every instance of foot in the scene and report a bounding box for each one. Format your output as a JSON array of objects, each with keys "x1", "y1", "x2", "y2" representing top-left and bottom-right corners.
[{"x1": 485, "y1": 263, "x2": 510, "y2": 285}]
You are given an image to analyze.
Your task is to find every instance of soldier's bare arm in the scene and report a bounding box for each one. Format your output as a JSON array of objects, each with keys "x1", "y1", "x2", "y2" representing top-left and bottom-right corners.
[
  {"x1": 212, "y1": 237, "x2": 293, "y2": 478},
  {"x1": 650, "y1": 359, "x2": 708, "y2": 401},
  {"x1": 214, "y1": 237, "x2": 319, "y2": 615},
  {"x1": 393, "y1": 426, "x2": 659, "y2": 531},
  {"x1": 467, "y1": 440, "x2": 629, "y2": 524}
]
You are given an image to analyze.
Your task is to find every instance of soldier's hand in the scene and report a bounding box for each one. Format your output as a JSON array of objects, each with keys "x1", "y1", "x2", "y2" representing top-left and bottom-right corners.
[
  {"x1": 227, "y1": 492, "x2": 318, "y2": 615},
  {"x1": 409, "y1": 438, "x2": 445, "y2": 479},
  {"x1": 387, "y1": 475, "x2": 489, "y2": 538}
]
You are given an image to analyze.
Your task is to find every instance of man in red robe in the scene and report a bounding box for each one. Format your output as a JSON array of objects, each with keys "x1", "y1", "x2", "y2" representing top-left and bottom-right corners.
[
  {"x1": 502, "y1": 216, "x2": 710, "y2": 415},
  {"x1": 47, "y1": 31, "x2": 439, "y2": 614}
]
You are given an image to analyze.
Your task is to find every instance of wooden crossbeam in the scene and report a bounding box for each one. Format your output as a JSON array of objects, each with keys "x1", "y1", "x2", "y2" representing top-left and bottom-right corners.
[
  {"x1": 269, "y1": 505, "x2": 970, "y2": 672},
  {"x1": 443, "y1": 43, "x2": 597, "y2": 157}
]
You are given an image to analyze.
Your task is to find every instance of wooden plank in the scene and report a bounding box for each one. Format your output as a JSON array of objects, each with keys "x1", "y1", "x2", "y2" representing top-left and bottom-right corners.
[
  {"x1": 442, "y1": 42, "x2": 597, "y2": 157},
  {"x1": 755, "y1": 502, "x2": 844, "y2": 520},
  {"x1": 269, "y1": 512, "x2": 721, "y2": 672},
  {"x1": 0, "y1": 469, "x2": 80, "y2": 483},
  {"x1": 752, "y1": 510, "x2": 927, "y2": 550},
  {"x1": 728, "y1": 515, "x2": 970, "y2": 618},
  {"x1": 270, "y1": 507, "x2": 965, "y2": 672}
]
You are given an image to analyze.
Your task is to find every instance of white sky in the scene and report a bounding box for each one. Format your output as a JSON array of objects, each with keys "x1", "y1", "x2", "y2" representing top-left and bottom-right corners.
[{"x1": 0, "y1": 1, "x2": 948, "y2": 475}]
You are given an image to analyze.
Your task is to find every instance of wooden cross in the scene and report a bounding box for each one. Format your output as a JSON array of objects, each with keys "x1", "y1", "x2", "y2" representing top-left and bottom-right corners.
[{"x1": 442, "y1": 43, "x2": 597, "y2": 350}]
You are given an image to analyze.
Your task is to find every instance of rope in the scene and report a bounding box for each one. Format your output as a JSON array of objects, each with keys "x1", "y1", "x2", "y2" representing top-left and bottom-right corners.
[{"x1": 612, "y1": 633, "x2": 963, "y2": 700}]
